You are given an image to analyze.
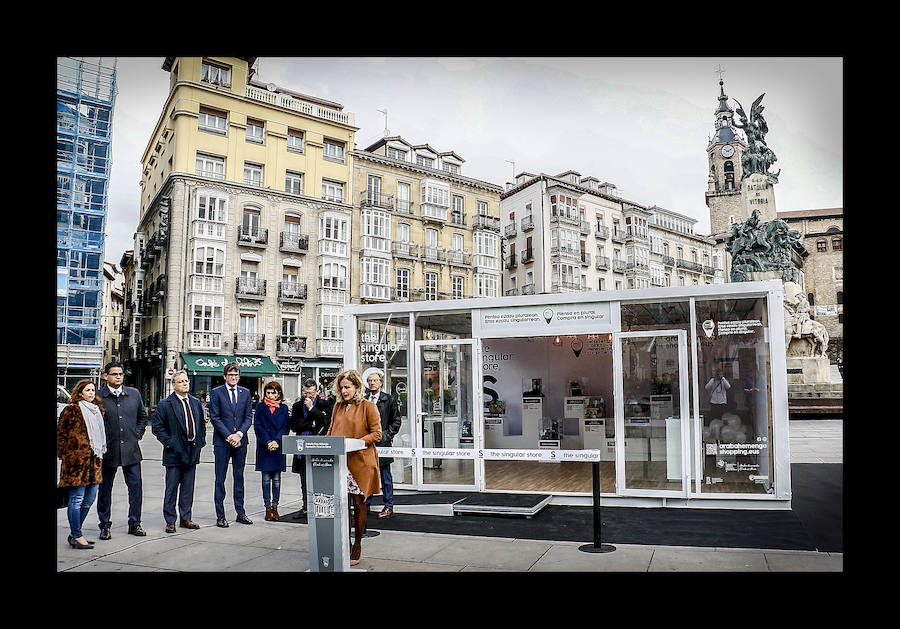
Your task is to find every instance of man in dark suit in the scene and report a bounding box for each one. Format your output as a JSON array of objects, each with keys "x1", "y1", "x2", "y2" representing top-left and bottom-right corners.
[
  {"x1": 365, "y1": 371, "x2": 402, "y2": 518},
  {"x1": 289, "y1": 378, "x2": 335, "y2": 517},
  {"x1": 97, "y1": 361, "x2": 149, "y2": 539},
  {"x1": 209, "y1": 362, "x2": 253, "y2": 527},
  {"x1": 151, "y1": 370, "x2": 206, "y2": 533}
]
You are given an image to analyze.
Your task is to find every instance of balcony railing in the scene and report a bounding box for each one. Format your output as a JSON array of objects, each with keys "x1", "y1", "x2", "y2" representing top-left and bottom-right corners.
[
  {"x1": 446, "y1": 250, "x2": 472, "y2": 266},
  {"x1": 677, "y1": 258, "x2": 702, "y2": 272},
  {"x1": 521, "y1": 283, "x2": 535, "y2": 295},
  {"x1": 505, "y1": 288, "x2": 518, "y2": 296},
  {"x1": 278, "y1": 281, "x2": 308, "y2": 303},
  {"x1": 662, "y1": 255, "x2": 676, "y2": 267},
  {"x1": 423, "y1": 246, "x2": 446, "y2": 263},
  {"x1": 276, "y1": 335, "x2": 307, "y2": 355},
  {"x1": 395, "y1": 199, "x2": 414, "y2": 215},
  {"x1": 521, "y1": 216, "x2": 535, "y2": 231},
  {"x1": 550, "y1": 245, "x2": 581, "y2": 262},
  {"x1": 504, "y1": 222, "x2": 517, "y2": 237},
  {"x1": 580, "y1": 220, "x2": 591, "y2": 235},
  {"x1": 595, "y1": 225, "x2": 609, "y2": 239},
  {"x1": 551, "y1": 280, "x2": 584, "y2": 292},
  {"x1": 702, "y1": 265, "x2": 716, "y2": 275},
  {"x1": 361, "y1": 190, "x2": 394, "y2": 211},
  {"x1": 392, "y1": 241, "x2": 421, "y2": 259},
  {"x1": 236, "y1": 277, "x2": 267, "y2": 300},
  {"x1": 521, "y1": 248, "x2": 534, "y2": 264},
  {"x1": 505, "y1": 254, "x2": 518, "y2": 270},
  {"x1": 279, "y1": 232, "x2": 309, "y2": 254},
  {"x1": 612, "y1": 259, "x2": 626, "y2": 273},
  {"x1": 237, "y1": 226, "x2": 268, "y2": 248},
  {"x1": 550, "y1": 213, "x2": 581, "y2": 228},
  {"x1": 611, "y1": 229, "x2": 625, "y2": 243},
  {"x1": 245, "y1": 85, "x2": 355, "y2": 126},
  {"x1": 473, "y1": 215, "x2": 500, "y2": 231},
  {"x1": 580, "y1": 252, "x2": 591, "y2": 267},
  {"x1": 449, "y1": 211, "x2": 466, "y2": 226},
  {"x1": 595, "y1": 256, "x2": 610, "y2": 270},
  {"x1": 234, "y1": 332, "x2": 265, "y2": 352}
]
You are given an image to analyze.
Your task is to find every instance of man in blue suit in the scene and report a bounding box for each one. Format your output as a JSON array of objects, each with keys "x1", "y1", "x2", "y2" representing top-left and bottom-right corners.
[
  {"x1": 151, "y1": 370, "x2": 206, "y2": 533},
  {"x1": 209, "y1": 362, "x2": 254, "y2": 527}
]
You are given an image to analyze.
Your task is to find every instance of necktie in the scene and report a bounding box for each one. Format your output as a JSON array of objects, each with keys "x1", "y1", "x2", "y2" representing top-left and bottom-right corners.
[
  {"x1": 230, "y1": 388, "x2": 237, "y2": 407},
  {"x1": 182, "y1": 397, "x2": 195, "y2": 441}
]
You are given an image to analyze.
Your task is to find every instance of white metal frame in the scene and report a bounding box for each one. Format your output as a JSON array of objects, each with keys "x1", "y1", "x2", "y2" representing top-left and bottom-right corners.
[{"x1": 614, "y1": 329, "x2": 690, "y2": 498}]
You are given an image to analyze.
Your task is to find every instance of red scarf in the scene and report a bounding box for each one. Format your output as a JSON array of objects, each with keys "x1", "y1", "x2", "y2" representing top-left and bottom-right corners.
[{"x1": 264, "y1": 397, "x2": 280, "y2": 413}]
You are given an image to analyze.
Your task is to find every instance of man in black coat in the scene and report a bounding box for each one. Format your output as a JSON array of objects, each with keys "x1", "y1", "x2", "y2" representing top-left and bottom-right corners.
[
  {"x1": 290, "y1": 378, "x2": 335, "y2": 517},
  {"x1": 365, "y1": 371, "x2": 402, "y2": 518},
  {"x1": 151, "y1": 370, "x2": 207, "y2": 533},
  {"x1": 96, "y1": 362, "x2": 149, "y2": 539}
]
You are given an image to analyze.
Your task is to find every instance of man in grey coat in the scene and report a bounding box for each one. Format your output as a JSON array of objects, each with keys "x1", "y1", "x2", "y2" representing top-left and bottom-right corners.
[{"x1": 96, "y1": 362, "x2": 149, "y2": 539}]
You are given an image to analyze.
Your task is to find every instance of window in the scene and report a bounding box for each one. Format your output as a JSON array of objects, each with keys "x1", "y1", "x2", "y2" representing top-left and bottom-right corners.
[
  {"x1": 323, "y1": 139, "x2": 345, "y2": 163},
  {"x1": 198, "y1": 106, "x2": 227, "y2": 134},
  {"x1": 362, "y1": 209, "x2": 390, "y2": 239},
  {"x1": 452, "y1": 275, "x2": 464, "y2": 299},
  {"x1": 452, "y1": 195, "x2": 464, "y2": 222},
  {"x1": 474, "y1": 273, "x2": 498, "y2": 298},
  {"x1": 817, "y1": 240, "x2": 827, "y2": 252},
  {"x1": 477, "y1": 200, "x2": 488, "y2": 215},
  {"x1": 201, "y1": 60, "x2": 231, "y2": 87},
  {"x1": 396, "y1": 268, "x2": 410, "y2": 300},
  {"x1": 285, "y1": 170, "x2": 303, "y2": 195},
  {"x1": 416, "y1": 155, "x2": 434, "y2": 168},
  {"x1": 397, "y1": 223, "x2": 410, "y2": 243},
  {"x1": 287, "y1": 128, "x2": 304, "y2": 153},
  {"x1": 362, "y1": 257, "x2": 390, "y2": 286},
  {"x1": 242, "y1": 207, "x2": 261, "y2": 236},
  {"x1": 320, "y1": 215, "x2": 348, "y2": 242},
  {"x1": 832, "y1": 238, "x2": 842, "y2": 251},
  {"x1": 321, "y1": 179, "x2": 344, "y2": 203},
  {"x1": 836, "y1": 291, "x2": 843, "y2": 305},
  {"x1": 421, "y1": 181, "x2": 450, "y2": 207},
  {"x1": 397, "y1": 182, "x2": 411, "y2": 213},
  {"x1": 246, "y1": 118, "x2": 264, "y2": 143},
  {"x1": 387, "y1": 147, "x2": 407, "y2": 161},
  {"x1": 195, "y1": 153, "x2": 225, "y2": 179},
  {"x1": 191, "y1": 303, "x2": 223, "y2": 348},
  {"x1": 426, "y1": 228, "x2": 439, "y2": 248},
  {"x1": 191, "y1": 246, "x2": 225, "y2": 292},
  {"x1": 425, "y1": 272, "x2": 438, "y2": 300},
  {"x1": 243, "y1": 162, "x2": 263, "y2": 187},
  {"x1": 320, "y1": 262, "x2": 348, "y2": 290},
  {"x1": 452, "y1": 233, "x2": 463, "y2": 251},
  {"x1": 319, "y1": 304, "x2": 344, "y2": 339},
  {"x1": 443, "y1": 162, "x2": 460, "y2": 175},
  {"x1": 284, "y1": 214, "x2": 302, "y2": 236}
]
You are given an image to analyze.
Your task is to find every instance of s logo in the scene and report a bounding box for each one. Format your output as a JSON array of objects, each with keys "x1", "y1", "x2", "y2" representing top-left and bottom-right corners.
[{"x1": 483, "y1": 374, "x2": 499, "y2": 405}]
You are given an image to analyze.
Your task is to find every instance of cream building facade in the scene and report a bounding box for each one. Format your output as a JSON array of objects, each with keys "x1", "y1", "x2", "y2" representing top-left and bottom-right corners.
[
  {"x1": 352, "y1": 136, "x2": 503, "y2": 304},
  {"x1": 127, "y1": 56, "x2": 357, "y2": 404},
  {"x1": 100, "y1": 261, "x2": 125, "y2": 367}
]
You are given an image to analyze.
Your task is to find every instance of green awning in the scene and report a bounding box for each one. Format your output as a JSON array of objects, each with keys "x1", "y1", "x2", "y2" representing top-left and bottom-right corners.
[{"x1": 181, "y1": 353, "x2": 280, "y2": 376}]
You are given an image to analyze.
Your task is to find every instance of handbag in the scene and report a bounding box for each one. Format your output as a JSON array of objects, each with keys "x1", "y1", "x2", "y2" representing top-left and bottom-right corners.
[{"x1": 56, "y1": 485, "x2": 69, "y2": 509}]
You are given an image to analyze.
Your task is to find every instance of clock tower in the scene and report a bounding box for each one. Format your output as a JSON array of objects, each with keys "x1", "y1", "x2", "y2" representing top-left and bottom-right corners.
[{"x1": 705, "y1": 76, "x2": 746, "y2": 237}]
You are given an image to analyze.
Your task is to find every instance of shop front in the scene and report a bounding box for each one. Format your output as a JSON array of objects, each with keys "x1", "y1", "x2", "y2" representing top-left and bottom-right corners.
[
  {"x1": 181, "y1": 353, "x2": 280, "y2": 412},
  {"x1": 344, "y1": 280, "x2": 791, "y2": 509}
]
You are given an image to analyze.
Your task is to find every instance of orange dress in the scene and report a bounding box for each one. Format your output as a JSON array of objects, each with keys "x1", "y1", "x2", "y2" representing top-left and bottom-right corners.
[{"x1": 327, "y1": 399, "x2": 382, "y2": 498}]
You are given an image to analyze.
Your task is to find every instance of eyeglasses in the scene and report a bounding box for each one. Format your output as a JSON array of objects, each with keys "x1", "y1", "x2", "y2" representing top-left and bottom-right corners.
[{"x1": 107, "y1": 372, "x2": 124, "y2": 377}]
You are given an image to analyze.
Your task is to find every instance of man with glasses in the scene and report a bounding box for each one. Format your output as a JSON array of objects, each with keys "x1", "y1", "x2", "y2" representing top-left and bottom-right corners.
[
  {"x1": 209, "y1": 362, "x2": 253, "y2": 527},
  {"x1": 96, "y1": 361, "x2": 149, "y2": 539}
]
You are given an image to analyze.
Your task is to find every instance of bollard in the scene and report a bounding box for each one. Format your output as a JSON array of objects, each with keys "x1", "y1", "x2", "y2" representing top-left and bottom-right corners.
[{"x1": 579, "y1": 461, "x2": 616, "y2": 553}]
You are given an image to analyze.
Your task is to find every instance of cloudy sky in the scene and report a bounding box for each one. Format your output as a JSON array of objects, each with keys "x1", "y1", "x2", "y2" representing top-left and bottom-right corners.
[{"x1": 103, "y1": 56, "x2": 843, "y2": 265}]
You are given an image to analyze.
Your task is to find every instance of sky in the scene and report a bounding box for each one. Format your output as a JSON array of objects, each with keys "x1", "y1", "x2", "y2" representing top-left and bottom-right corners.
[{"x1": 103, "y1": 56, "x2": 843, "y2": 266}]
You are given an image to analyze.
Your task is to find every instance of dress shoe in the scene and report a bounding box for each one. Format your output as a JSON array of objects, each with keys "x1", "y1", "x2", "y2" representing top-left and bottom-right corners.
[
  {"x1": 179, "y1": 519, "x2": 200, "y2": 530},
  {"x1": 216, "y1": 518, "x2": 229, "y2": 528},
  {"x1": 68, "y1": 535, "x2": 94, "y2": 546},
  {"x1": 68, "y1": 536, "x2": 93, "y2": 549},
  {"x1": 235, "y1": 513, "x2": 253, "y2": 525},
  {"x1": 128, "y1": 524, "x2": 147, "y2": 536},
  {"x1": 165, "y1": 522, "x2": 176, "y2": 534},
  {"x1": 378, "y1": 507, "x2": 394, "y2": 519},
  {"x1": 99, "y1": 528, "x2": 111, "y2": 541}
]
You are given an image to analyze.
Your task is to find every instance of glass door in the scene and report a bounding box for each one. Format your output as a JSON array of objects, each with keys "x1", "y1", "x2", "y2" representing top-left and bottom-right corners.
[
  {"x1": 414, "y1": 340, "x2": 479, "y2": 491},
  {"x1": 613, "y1": 330, "x2": 689, "y2": 497}
]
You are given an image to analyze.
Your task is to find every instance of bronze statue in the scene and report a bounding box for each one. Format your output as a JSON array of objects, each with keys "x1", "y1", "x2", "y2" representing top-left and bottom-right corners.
[
  {"x1": 734, "y1": 94, "x2": 781, "y2": 182},
  {"x1": 725, "y1": 210, "x2": 801, "y2": 282}
]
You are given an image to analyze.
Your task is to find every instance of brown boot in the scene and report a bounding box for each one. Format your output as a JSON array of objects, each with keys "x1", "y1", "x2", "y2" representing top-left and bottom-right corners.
[
  {"x1": 271, "y1": 505, "x2": 280, "y2": 521},
  {"x1": 264, "y1": 506, "x2": 273, "y2": 521}
]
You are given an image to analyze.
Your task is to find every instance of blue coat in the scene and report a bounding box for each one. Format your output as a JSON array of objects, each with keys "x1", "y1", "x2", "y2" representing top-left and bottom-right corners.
[
  {"x1": 254, "y1": 401, "x2": 290, "y2": 472},
  {"x1": 209, "y1": 384, "x2": 253, "y2": 448},
  {"x1": 151, "y1": 393, "x2": 207, "y2": 467}
]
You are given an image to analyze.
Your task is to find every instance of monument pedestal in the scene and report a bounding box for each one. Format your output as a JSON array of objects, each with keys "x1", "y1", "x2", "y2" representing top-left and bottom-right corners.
[{"x1": 786, "y1": 356, "x2": 831, "y2": 384}]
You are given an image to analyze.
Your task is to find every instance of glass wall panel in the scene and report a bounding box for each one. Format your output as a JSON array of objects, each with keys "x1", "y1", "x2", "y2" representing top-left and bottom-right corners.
[{"x1": 694, "y1": 297, "x2": 774, "y2": 495}]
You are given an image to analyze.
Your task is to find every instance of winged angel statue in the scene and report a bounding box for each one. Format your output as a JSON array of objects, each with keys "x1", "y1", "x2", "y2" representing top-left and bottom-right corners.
[{"x1": 734, "y1": 94, "x2": 780, "y2": 183}]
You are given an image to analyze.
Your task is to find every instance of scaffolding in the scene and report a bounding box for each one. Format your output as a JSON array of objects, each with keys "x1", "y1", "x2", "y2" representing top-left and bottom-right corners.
[{"x1": 57, "y1": 57, "x2": 118, "y2": 388}]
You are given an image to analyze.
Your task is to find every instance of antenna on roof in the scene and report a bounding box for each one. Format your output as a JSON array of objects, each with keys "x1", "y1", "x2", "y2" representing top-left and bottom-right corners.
[
  {"x1": 376, "y1": 108, "x2": 389, "y2": 137},
  {"x1": 505, "y1": 159, "x2": 515, "y2": 179}
]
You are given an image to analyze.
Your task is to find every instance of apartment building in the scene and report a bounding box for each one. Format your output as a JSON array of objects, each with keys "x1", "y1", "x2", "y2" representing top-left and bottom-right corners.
[
  {"x1": 125, "y1": 56, "x2": 357, "y2": 405},
  {"x1": 500, "y1": 172, "x2": 719, "y2": 297},
  {"x1": 56, "y1": 57, "x2": 117, "y2": 389},
  {"x1": 352, "y1": 136, "x2": 503, "y2": 304},
  {"x1": 100, "y1": 262, "x2": 125, "y2": 367}
]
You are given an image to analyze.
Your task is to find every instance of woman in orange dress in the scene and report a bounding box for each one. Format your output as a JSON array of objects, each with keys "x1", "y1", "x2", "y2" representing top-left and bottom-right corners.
[{"x1": 326, "y1": 369, "x2": 381, "y2": 565}]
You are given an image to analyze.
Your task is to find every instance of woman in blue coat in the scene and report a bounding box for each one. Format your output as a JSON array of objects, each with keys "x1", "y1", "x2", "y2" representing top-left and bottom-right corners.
[{"x1": 254, "y1": 381, "x2": 291, "y2": 521}]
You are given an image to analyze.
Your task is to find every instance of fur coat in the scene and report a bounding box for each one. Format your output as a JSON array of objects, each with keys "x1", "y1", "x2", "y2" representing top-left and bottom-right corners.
[{"x1": 57, "y1": 403, "x2": 104, "y2": 487}]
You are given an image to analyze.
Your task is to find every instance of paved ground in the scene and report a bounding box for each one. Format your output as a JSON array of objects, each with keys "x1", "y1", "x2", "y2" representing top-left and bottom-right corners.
[{"x1": 56, "y1": 415, "x2": 842, "y2": 572}]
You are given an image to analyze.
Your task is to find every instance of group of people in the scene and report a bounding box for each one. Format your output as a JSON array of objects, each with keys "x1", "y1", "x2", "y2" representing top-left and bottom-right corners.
[{"x1": 57, "y1": 362, "x2": 401, "y2": 565}]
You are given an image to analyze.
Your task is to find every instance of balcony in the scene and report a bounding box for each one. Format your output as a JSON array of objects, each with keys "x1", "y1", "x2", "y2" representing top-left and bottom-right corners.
[
  {"x1": 392, "y1": 241, "x2": 421, "y2": 260},
  {"x1": 234, "y1": 332, "x2": 265, "y2": 353},
  {"x1": 611, "y1": 229, "x2": 625, "y2": 244},
  {"x1": 446, "y1": 249, "x2": 472, "y2": 267},
  {"x1": 580, "y1": 252, "x2": 591, "y2": 267},
  {"x1": 395, "y1": 199, "x2": 414, "y2": 215},
  {"x1": 279, "y1": 232, "x2": 309, "y2": 254},
  {"x1": 152, "y1": 274, "x2": 167, "y2": 301},
  {"x1": 505, "y1": 287, "x2": 518, "y2": 296},
  {"x1": 702, "y1": 265, "x2": 716, "y2": 276},
  {"x1": 278, "y1": 281, "x2": 308, "y2": 304},
  {"x1": 360, "y1": 284, "x2": 391, "y2": 301},
  {"x1": 449, "y1": 211, "x2": 466, "y2": 226},
  {"x1": 521, "y1": 248, "x2": 534, "y2": 264},
  {"x1": 235, "y1": 277, "x2": 267, "y2": 300},
  {"x1": 551, "y1": 280, "x2": 584, "y2": 293},
  {"x1": 612, "y1": 259, "x2": 626, "y2": 273},
  {"x1": 504, "y1": 222, "x2": 517, "y2": 238},
  {"x1": 505, "y1": 254, "x2": 518, "y2": 270},
  {"x1": 237, "y1": 226, "x2": 268, "y2": 248},
  {"x1": 473, "y1": 214, "x2": 500, "y2": 232},
  {"x1": 626, "y1": 261, "x2": 649, "y2": 272},
  {"x1": 423, "y1": 246, "x2": 446, "y2": 264},
  {"x1": 521, "y1": 283, "x2": 535, "y2": 295},
  {"x1": 595, "y1": 256, "x2": 610, "y2": 270},
  {"x1": 662, "y1": 255, "x2": 676, "y2": 267},
  {"x1": 549, "y1": 213, "x2": 581, "y2": 229},
  {"x1": 361, "y1": 190, "x2": 394, "y2": 211},
  {"x1": 245, "y1": 85, "x2": 355, "y2": 126},
  {"x1": 550, "y1": 245, "x2": 581, "y2": 263},
  {"x1": 595, "y1": 225, "x2": 609, "y2": 239},
  {"x1": 521, "y1": 216, "x2": 535, "y2": 232},
  {"x1": 580, "y1": 220, "x2": 591, "y2": 235},
  {"x1": 276, "y1": 335, "x2": 307, "y2": 356},
  {"x1": 677, "y1": 258, "x2": 703, "y2": 272},
  {"x1": 420, "y1": 204, "x2": 448, "y2": 223}
]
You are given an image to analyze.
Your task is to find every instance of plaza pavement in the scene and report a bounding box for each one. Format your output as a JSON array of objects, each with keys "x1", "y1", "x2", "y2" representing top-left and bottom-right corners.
[{"x1": 56, "y1": 370, "x2": 843, "y2": 573}]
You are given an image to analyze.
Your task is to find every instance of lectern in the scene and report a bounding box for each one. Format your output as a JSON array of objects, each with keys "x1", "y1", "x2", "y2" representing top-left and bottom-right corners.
[{"x1": 282, "y1": 435, "x2": 366, "y2": 572}]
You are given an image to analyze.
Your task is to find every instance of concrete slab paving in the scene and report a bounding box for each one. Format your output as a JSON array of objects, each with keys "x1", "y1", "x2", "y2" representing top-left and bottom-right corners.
[
  {"x1": 423, "y1": 537, "x2": 553, "y2": 571},
  {"x1": 763, "y1": 551, "x2": 843, "y2": 572},
  {"x1": 648, "y1": 548, "x2": 769, "y2": 572},
  {"x1": 529, "y1": 543, "x2": 655, "y2": 572},
  {"x1": 362, "y1": 531, "x2": 459, "y2": 563}
]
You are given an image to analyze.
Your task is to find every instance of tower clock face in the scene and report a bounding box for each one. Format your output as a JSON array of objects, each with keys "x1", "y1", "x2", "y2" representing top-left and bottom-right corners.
[{"x1": 721, "y1": 144, "x2": 735, "y2": 158}]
